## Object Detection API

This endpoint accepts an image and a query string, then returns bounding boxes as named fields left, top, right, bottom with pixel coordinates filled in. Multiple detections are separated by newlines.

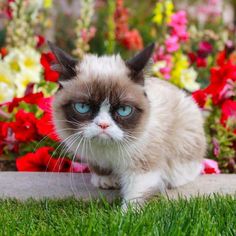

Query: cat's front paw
left=91, top=174, right=120, bottom=189
left=121, top=199, right=144, bottom=213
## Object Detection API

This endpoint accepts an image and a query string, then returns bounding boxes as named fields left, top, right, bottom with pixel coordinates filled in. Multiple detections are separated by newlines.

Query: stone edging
left=0, top=173, right=235, bottom=200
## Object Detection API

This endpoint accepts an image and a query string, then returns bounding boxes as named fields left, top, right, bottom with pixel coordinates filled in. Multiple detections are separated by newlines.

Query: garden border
left=0, top=173, right=235, bottom=200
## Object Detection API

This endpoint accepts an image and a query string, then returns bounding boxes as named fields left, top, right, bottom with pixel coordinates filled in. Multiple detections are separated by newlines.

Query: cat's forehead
left=66, top=78, right=142, bottom=106
left=76, top=54, right=129, bottom=81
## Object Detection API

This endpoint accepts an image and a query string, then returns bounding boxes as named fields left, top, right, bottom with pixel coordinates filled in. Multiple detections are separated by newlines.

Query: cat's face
left=50, top=42, right=154, bottom=147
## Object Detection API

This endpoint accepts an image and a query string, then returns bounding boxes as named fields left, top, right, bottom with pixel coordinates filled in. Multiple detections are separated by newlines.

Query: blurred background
left=0, top=0, right=235, bottom=174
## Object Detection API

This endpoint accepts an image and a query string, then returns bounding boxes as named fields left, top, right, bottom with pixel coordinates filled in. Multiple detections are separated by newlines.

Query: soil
left=0, top=157, right=16, bottom=171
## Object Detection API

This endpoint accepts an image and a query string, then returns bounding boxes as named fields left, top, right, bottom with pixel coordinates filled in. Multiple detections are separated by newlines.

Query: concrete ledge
left=0, top=172, right=235, bottom=201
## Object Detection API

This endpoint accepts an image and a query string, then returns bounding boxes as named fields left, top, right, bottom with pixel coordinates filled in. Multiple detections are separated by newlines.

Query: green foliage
left=0, top=29, right=6, bottom=48
left=205, top=107, right=236, bottom=173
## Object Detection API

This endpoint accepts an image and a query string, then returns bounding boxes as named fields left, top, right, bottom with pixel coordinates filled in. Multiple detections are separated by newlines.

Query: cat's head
left=50, top=42, right=154, bottom=147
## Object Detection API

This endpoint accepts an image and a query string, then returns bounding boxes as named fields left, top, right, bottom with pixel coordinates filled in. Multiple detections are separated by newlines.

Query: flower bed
left=0, top=0, right=235, bottom=173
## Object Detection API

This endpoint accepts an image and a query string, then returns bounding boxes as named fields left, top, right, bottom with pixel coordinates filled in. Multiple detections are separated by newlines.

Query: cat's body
left=50, top=42, right=206, bottom=209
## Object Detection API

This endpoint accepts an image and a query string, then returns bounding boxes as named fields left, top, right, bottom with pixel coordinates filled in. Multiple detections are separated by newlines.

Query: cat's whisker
left=45, top=134, right=80, bottom=188
left=56, top=134, right=81, bottom=174
left=34, top=127, right=79, bottom=152
left=73, top=137, right=91, bottom=196
left=45, top=133, right=79, bottom=174
left=53, top=119, right=81, bottom=126
left=69, top=136, right=85, bottom=197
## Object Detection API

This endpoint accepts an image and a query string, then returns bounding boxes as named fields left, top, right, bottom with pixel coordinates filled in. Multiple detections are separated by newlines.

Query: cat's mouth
left=98, top=132, right=112, bottom=139
left=91, top=131, right=113, bottom=141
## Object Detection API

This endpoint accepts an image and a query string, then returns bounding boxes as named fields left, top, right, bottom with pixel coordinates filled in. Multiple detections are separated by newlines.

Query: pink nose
left=98, top=123, right=110, bottom=129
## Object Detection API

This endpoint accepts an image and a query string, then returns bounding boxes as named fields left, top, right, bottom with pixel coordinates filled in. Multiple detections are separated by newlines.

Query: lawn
left=0, top=196, right=235, bottom=236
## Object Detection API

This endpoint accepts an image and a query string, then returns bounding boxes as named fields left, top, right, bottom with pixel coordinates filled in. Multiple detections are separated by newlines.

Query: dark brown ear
left=47, top=41, right=78, bottom=81
left=126, top=43, right=155, bottom=85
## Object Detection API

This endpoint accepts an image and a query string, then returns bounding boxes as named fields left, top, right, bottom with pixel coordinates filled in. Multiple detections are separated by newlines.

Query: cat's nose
left=97, top=122, right=110, bottom=129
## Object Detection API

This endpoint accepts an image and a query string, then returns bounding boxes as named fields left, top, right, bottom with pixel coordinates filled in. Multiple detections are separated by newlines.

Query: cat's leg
left=91, top=173, right=120, bottom=189
left=121, top=170, right=165, bottom=210
left=89, top=164, right=120, bottom=190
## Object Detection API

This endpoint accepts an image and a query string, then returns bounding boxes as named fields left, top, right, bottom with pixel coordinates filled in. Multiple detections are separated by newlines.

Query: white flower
left=0, top=82, right=15, bottom=103
left=4, top=48, right=22, bottom=73
left=5, top=47, right=42, bottom=75
left=152, top=61, right=167, bottom=73
left=180, top=67, right=200, bottom=92
left=0, top=61, right=15, bottom=102
left=15, top=68, right=41, bottom=97
left=19, top=46, right=42, bottom=74
left=3, top=46, right=42, bottom=97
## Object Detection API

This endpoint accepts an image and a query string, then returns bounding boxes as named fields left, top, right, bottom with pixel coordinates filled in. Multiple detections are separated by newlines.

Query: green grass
left=0, top=196, right=235, bottom=236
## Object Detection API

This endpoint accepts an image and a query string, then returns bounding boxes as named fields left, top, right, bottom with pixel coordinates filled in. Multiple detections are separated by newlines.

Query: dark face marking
left=59, top=79, right=149, bottom=134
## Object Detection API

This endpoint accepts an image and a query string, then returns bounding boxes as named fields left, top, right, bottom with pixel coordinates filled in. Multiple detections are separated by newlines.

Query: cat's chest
left=82, top=143, right=122, bottom=169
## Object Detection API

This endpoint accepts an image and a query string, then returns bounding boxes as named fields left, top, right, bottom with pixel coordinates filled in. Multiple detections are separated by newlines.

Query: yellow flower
left=170, top=52, right=189, bottom=88
left=180, top=67, right=200, bottom=92
left=153, top=0, right=174, bottom=25
left=44, top=0, right=52, bottom=8
left=153, top=2, right=163, bottom=25
left=165, top=0, right=174, bottom=23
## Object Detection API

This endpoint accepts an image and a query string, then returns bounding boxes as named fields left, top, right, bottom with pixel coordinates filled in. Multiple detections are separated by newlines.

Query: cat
left=49, top=41, right=207, bottom=210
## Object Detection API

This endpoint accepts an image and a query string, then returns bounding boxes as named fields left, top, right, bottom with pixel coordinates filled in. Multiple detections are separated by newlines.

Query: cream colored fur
left=53, top=54, right=206, bottom=210
left=88, top=77, right=206, bottom=209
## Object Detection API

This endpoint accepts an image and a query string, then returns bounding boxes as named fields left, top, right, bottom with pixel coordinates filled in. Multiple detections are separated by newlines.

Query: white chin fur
left=82, top=101, right=124, bottom=142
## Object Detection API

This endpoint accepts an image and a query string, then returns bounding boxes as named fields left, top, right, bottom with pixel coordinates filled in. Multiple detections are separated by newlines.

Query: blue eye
left=74, top=103, right=91, bottom=114
left=117, top=105, right=133, bottom=117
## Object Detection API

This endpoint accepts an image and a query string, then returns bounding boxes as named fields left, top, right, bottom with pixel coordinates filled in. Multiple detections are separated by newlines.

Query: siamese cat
left=49, top=42, right=206, bottom=209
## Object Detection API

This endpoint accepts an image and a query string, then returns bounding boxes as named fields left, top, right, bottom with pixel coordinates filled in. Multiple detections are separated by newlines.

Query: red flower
left=121, top=30, right=143, bottom=51
left=0, top=121, right=19, bottom=154
left=0, top=48, right=7, bottom=58
left=36, top=35, right=45, bottom=48
left=201, top=158, right=220, bottom=174
left=114, top=0, right=143, bottom=51
left=217, top=50, right=226, bottom=66
left=37, top=112, right=60, bottom=142
left=204, top=61, right=236, bottom=104
left=4, top=92, right=44, bottom=112
left=188, top=52, right=197, bottom=64
left=40, top=52, right=59, bottom=82
left=196, top=57, right=207, bottom=68
left=44, top=69, right=60, bottom=82
left=0, top=122, right=6, bottom=155
left=37, top=96, right=52, bottom=113
left=6, top=0, right=15, bottom=19
left=9, top=110, right=38, bottom=142
left=16, top=147, right=73, bottom=172
left=197, top=41, right=212, bottom=58
left=220, top=99, right=236, bottom=130
left=192, top=90, right=207, bottom=108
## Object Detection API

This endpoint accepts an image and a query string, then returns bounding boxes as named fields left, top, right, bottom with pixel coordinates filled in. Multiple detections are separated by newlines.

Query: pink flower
left=197, top=41, right=213, bottom=58
left=201, top=158, right=220, bottom=174
left=71, top=162, right=90, bottom=173
left=160, top=67, right=171, bottom=79
left=165, top=36, right=179, bottom=53
left=212, top=138, right=220, bottom=157
left=168, top=11, right=189, bottom=41
left=169, top=11, right=187, bottom=27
